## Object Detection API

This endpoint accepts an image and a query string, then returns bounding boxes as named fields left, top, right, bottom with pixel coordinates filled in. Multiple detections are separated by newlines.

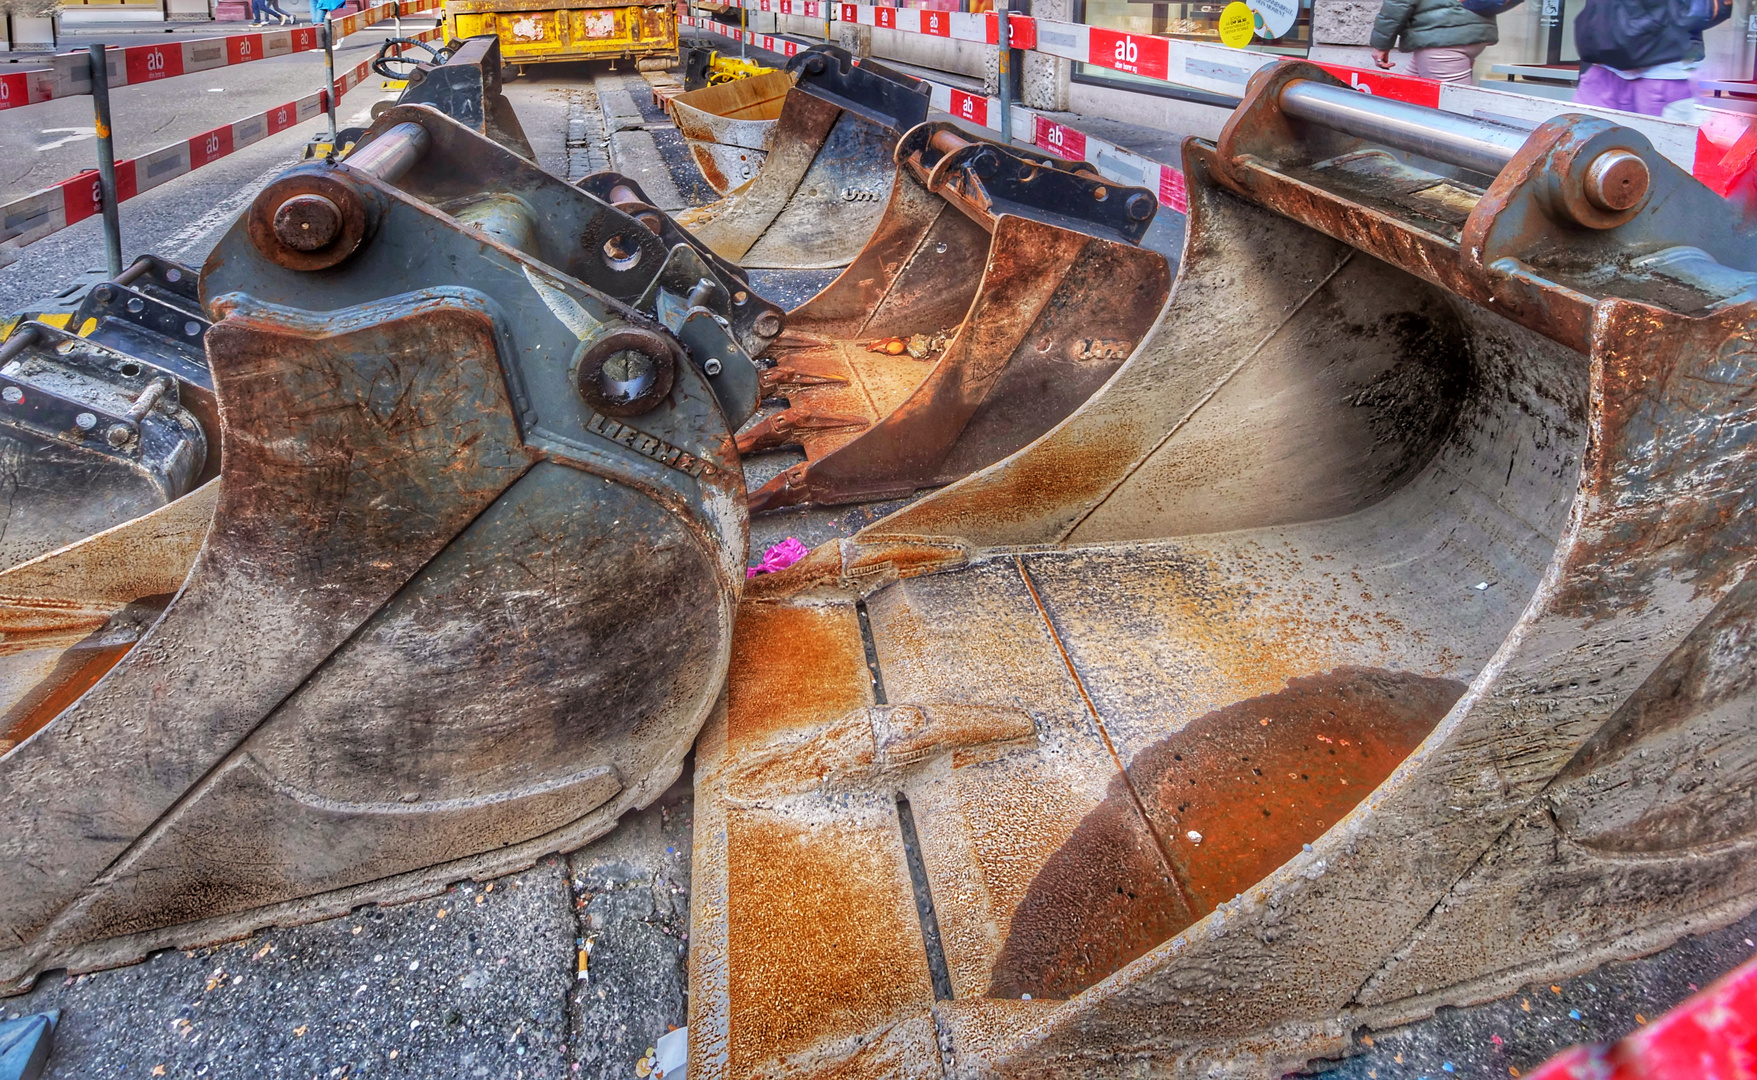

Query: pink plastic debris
left=747, top=537, right=810, bottom=578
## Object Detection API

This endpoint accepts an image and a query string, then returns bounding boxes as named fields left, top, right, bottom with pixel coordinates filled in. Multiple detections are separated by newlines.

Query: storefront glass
left=1075, top=0, right=1312, bottom=91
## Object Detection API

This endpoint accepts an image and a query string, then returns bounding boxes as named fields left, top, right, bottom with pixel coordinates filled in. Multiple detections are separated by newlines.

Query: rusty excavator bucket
left=691, top=60, right=1757, bottom=1079
left=669, top=68, right=796, bottom=196
left=0, top=99, right=762, bottom=990
left=676, top=45, right=931, bottom=270
left=742, top=120, right=1171, bottom=513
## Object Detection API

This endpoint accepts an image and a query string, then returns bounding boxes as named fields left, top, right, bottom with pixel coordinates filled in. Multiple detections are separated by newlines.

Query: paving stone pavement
left=5, top=774, right=693, bottom=1080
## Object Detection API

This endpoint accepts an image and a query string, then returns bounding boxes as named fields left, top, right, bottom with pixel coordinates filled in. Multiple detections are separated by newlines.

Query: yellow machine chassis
left=444, top=0, right=678, bottom=65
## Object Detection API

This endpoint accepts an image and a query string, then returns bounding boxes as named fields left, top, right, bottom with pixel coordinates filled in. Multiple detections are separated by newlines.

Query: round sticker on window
left=1250, top=0, right=1299, bottom=37
left=1217, top=1, right=1256, bottom=46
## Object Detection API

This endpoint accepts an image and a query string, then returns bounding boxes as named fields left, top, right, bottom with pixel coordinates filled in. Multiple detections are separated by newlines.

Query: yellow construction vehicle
left=443, top=0, right=678, bottom=72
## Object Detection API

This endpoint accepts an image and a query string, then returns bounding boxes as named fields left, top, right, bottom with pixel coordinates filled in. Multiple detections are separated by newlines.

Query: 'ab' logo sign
left=1088, top=28, right=1167, bottom=80
left=949, top=88, right=987, bottom=126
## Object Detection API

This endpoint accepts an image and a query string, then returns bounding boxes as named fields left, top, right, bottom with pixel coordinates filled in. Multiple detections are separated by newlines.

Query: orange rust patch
left=726, top=600, right=872, bottom=750
left=988, top=666, right=1464, bottom=1000
left=1, top=641, right=134, bottom=753
left=725, top=810, right=934, bottom=1068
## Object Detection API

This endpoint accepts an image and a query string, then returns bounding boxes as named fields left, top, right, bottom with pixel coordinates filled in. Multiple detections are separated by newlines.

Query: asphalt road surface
left=1, top=35, right=1755, bottom=1080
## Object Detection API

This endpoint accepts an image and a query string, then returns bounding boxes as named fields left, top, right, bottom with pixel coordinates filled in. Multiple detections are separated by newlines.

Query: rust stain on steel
left=0, top=639, right=140, bottom=754
left=723, top=811, right=935, bottom=1070
left=670, top=71, right=792, bottom=196
left=1547, top=302, right=1757, bottom=624
left=0, top=297, right=534, bottom=952
left=989, top=666, right=1464, bottom=1001
left=726, top=599, right=873, bottom=749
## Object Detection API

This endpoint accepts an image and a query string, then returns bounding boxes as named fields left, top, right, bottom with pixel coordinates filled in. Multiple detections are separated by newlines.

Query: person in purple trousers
left=1573, top=0, right=1732, bottom=115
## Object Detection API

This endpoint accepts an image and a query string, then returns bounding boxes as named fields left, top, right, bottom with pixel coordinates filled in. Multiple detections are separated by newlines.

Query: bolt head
left=703, top=357, right=723, bottom=376
left=752, top=311, right=782, bottom=338
left=1126, top=192, right=1155, bottom=221
left=272, top=194, right=344, bottom=252
left=105, top=423, right=133, bottom=447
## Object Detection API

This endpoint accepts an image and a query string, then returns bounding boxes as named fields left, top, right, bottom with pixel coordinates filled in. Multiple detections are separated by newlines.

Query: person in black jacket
left=1574, top=0, right=1731, bottom=115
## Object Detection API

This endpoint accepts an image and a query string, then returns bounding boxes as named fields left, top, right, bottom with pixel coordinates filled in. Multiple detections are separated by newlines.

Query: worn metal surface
left=676, top=46, right=930, bottom=270
left=743, top=126, right=1170, bottom=514
left=669, top=70, right=794, bottom=196
left=691, top=60, right=1757, bottom=1079
left=0, top=102, right=749, bottom=991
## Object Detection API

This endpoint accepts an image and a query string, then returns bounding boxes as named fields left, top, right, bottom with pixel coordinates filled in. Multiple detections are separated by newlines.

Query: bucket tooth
left=741, top=121, right=1172, bottom=514
left=1, top=103, right=751, bottom=989
left=694, top=60, right=1757, bottom=1078
left=758, top=363, right=849, bottom=396
left=735, top=405, right=871, bottom=456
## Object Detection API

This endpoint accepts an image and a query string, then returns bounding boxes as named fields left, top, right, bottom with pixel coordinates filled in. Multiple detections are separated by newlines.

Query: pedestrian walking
left=1573, top=0, right=1732, bottom=115
left=1369, top=0, right=1510, bottom=85
left=307, top=0, right=345, bottom=26
left=250, top=0, right=292, bottom=24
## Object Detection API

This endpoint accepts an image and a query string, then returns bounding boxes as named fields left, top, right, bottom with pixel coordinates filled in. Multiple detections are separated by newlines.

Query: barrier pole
left=996, top=6, right=1011, bottom=146
left=88, top=44, right=123, bottom=278
left=740, top=1, right=746, bottom=57
left=322, top=21, right=339, bottom=147
left=824, top=0, right=831, bottom=43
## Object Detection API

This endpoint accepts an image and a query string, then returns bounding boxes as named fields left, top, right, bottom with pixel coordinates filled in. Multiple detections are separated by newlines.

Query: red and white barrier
left=681, top=15, right=1189, bottom=213
left=0, top=26, right=441, bottom=252
left=0, top=0, right=440, bottom=113
left=688, top=2, right=1756, bottom=191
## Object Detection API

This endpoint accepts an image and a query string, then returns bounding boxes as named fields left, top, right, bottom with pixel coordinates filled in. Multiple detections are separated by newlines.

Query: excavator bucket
left=691, top=61, right=1757, bottom=1079
left=742, top=120, right=1171, bottom=513
left=675, top=45, right=931, bottom=270
left=669, top=68, right=796, bottom=196
left=0, top=101, right=761, bottom=990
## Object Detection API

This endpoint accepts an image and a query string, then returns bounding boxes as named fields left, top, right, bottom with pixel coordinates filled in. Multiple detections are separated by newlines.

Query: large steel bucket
left=669, top=68, right=795, bottom=195
left=741, top=121, right=1170, bottom=514
left=0, top=106, right=759, bottom=993
left=688, top=61, right=1757, bottom=1079
left=675, top=45, right=930, bottom=270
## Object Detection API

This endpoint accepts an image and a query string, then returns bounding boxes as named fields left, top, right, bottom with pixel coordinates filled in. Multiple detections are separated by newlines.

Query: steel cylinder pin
left=341, top=121, right=431, bottom=183
left=126, top=377, right=172, bottom=423
left=272, top=195, right=344, bottom=252
left=1584, top=149, right=1650, bottom=213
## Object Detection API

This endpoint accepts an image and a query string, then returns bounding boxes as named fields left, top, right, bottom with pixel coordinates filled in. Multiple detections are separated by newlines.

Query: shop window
left=1073, top=0, right=1311, bottom=93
